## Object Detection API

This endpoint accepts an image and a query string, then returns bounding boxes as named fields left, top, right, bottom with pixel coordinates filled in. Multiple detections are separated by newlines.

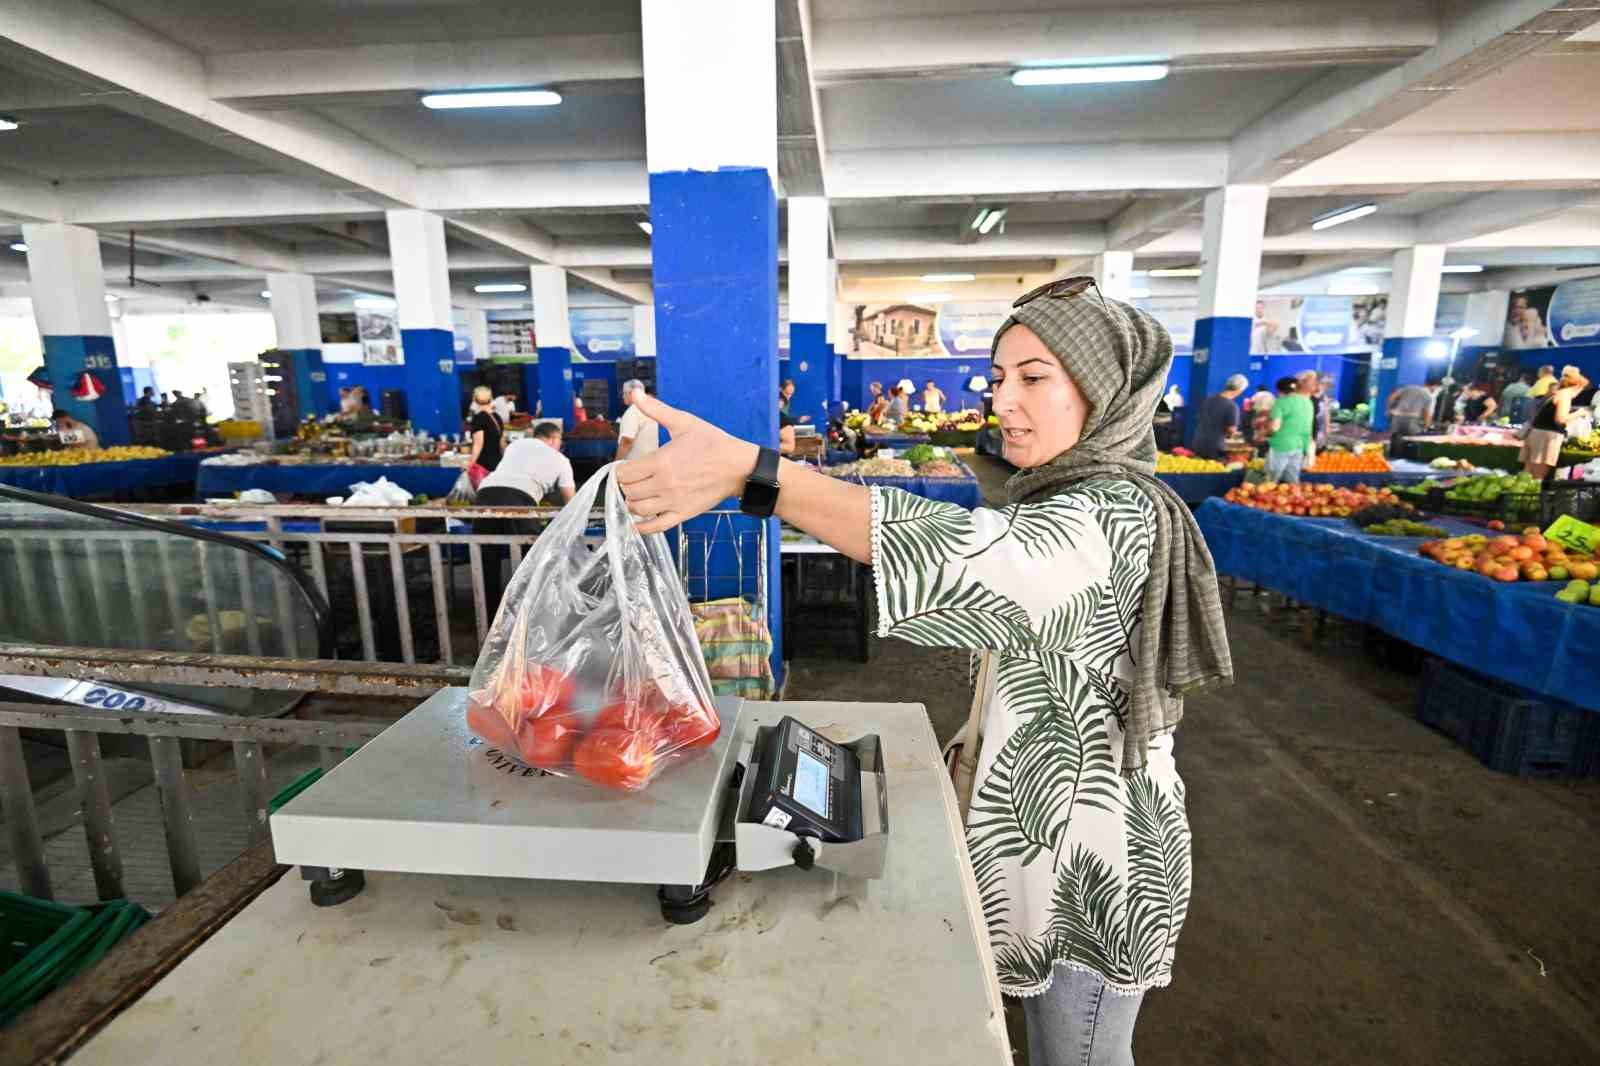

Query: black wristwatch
left=740, top=446, right=781, bottom=518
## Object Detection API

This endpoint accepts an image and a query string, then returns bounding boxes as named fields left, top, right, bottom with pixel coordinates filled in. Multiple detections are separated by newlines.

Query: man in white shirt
left=490, top=392, right=516, bottom=423
left=616, top=379, right=659, bottom=460
left=477, top=421, right=575, bottom=504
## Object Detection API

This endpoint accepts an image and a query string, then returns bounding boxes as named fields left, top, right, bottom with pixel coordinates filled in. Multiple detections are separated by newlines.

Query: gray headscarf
left=996, top=290, right=1233, bottom=773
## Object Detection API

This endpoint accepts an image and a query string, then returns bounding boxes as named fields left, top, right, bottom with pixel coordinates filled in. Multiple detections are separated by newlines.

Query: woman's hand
left=613, top=393, right=758, bottom=534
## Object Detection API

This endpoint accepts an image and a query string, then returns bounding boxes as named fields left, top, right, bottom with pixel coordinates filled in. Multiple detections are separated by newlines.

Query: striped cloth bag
left=690, top=597, right=775, bottom=700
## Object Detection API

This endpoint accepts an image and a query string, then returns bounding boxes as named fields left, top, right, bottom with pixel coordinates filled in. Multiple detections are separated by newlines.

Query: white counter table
left=71, top=698, right=1008, bottom=1066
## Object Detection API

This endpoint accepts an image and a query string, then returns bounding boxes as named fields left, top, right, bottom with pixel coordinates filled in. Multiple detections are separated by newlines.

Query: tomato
left=467, top=691, right=518, bottom=751
left=515, top=709, right=583, bottom=768
left=662, top=703, right=720, bottom=750
left=493, top=663, right=577, bottom=722
left=591, top=701, right=667, bottom=742
left=573, top=728, right=657, bottom=791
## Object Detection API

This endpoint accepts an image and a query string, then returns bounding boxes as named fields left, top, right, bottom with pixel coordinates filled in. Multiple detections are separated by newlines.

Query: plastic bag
left=465, top=463, right=720, bottom=791
left=342, top=477, right=413, bottom=507
left=447, top=470, right=477, bottom=505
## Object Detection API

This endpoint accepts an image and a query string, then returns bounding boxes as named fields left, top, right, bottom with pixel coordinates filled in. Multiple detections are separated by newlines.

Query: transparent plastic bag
left=465, top=463, right=720, bottom=791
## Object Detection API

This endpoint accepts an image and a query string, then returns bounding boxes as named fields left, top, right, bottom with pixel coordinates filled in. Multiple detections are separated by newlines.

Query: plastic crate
left=1416, top=659, right=1599, bottom=777
left=0, top=898, right=150, bottom=1026
left=1541, top=480, right=1600, bottom=526
left=1434, top=491, right=1543, bottom=524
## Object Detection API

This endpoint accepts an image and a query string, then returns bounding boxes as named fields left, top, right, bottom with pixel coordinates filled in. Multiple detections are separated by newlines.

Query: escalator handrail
left=0, top=483, right=334, bottom=660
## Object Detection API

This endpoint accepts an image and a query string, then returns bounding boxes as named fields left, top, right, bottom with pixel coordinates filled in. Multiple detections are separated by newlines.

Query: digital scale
left=270, top=689, right=889, bottom=923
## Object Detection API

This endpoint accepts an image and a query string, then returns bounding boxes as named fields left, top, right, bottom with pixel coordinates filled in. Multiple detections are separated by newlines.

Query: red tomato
left=494, top=663, right=577, bottom=721
left=573, top=728, right=657, bottom=791
left=466, top=692, right=518, bottom=751
left=514, top=709, right=583, bottom=768
left=591, top=700, right=667, bottom=742
left=662, top=703, right=720, bottom=750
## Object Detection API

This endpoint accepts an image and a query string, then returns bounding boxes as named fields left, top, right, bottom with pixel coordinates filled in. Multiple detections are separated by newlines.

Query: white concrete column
left=529, top=265, right=572, bottom=348
left=266, top=272, right=321, bottom=350
left=787, top=197, right=831, bottom=326
left=1385, top=245, right=1446, bottom=340
left=20, top=223, right=111, bottom=337
left=1092, top=251, right=1134, bottom=303
left=462, top=308, right=490, bottom=362
left=633, top=305, right=657, bottom=357
left=1196, top=185, right=1270, bottom=320
left=384, top=209, right=453, bottom=332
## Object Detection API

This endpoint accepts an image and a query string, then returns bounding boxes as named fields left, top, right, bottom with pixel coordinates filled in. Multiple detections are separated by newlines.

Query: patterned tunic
left=868, top=479, right=1191, bottom=997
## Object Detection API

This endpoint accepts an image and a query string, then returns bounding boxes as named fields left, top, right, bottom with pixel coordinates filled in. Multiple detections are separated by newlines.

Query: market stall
left=196, top=460, right=463, bottom=500
left=823, top=451, right=983, bottom=510
left=1196, top=498, right=1600, bottom=712
left=0, top=449, right=218, bottom=498
left=1400, top=432, right=1597, bottom=473
left=1158, top=470, right=1245, bottom=504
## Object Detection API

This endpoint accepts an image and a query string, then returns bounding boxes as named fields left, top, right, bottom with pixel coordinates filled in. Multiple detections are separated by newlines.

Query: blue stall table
left=864, top=431, right=931, bottom=448
left=0, top=454, right=202, bottom=498
left=1195, top=498, right=1600, bottom=712
left=196, top=462, right=463, bottom=500
left=1157, top=470, right=1244, bottom=505
left=1300, top=470, right=1396, bottom=488
left=563, top=438, right=618, bottom=462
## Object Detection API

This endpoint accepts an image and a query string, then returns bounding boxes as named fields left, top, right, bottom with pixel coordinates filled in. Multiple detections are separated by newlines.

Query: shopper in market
left=1521, top=365, right=1591, bottom=479
left=465, top=385, right=504, bottom=487
left=1458, top=381, right=1497, bottom=423
left=1191, top=373, right=1248, bottom=460
left=616, top=277, right=1231, bottom=1066
left=1500, top=370, right=1535, bottom=423
left=1528, top=364, right=1558, bottom=399
left=616, top=379, right=659, bottom=461
left=571, top=393, right=587, bottom=424
left=866, top=382, right=889, bottom=425
left=1265, top=376, right=1313, bottom=483
left=1386, top=380, right=1438, bottom=448
left=1245, top=381, right=1275, bottom=446
left=476, top=421, right=575, bottom=620
left=884, top=384, right=910, bottom=423
left=52, top=409, right=99, bottom=450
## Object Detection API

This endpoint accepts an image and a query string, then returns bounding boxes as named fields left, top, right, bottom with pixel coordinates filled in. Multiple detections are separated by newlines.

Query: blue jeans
left=1023, top=966, right=1145, bottom=1066
left=1265, top=448, right=1304, bottom=484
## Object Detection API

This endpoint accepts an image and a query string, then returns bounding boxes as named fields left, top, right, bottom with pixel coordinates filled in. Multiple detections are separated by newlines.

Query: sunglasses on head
left=1013, top=274, right=1112, bottom=314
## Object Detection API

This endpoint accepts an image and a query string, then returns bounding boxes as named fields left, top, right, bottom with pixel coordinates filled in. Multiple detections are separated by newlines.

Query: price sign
left=83, top=354, right=116, bottom=370
left=1546, top=514, right=1600, bottom=554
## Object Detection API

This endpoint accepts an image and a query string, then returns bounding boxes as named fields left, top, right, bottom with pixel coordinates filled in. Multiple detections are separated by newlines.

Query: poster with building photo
left=356, top=307, right=401, bottom=365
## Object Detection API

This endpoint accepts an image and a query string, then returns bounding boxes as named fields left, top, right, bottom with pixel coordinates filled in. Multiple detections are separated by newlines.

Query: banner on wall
left=568, top=307, right=636, bottom=363
left=1433, top=292, right=1468, bottom=338
left=356, top=307, right=401, bottom=365
left=1506, top=278, right=1600, bottom=349
left=1251, top=295, right=1386, bottom=354
left=847, top=296, right=1197, bottom=360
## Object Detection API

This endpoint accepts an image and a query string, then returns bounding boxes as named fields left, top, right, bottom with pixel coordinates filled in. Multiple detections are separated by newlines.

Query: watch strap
left=740, top=446, right=781, bottom=518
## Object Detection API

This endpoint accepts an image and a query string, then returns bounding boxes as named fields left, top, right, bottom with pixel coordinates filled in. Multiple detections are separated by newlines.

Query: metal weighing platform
left=69, top=693, right=1010, bottom=1065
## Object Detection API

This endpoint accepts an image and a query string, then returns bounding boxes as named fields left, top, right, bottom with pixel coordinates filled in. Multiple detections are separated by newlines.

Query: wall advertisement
left=843, top=297, right=1195, bottom=360
left=1251, top=295, right=1387, bottom=355
left=356, top=307, right=401, bottom=365
left=568, top=307, right=636, bottom=362
left=1506, top=278, right=1600, bottom=349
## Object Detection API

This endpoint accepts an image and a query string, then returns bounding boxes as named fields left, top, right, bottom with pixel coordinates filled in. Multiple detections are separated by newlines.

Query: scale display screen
left=792, top=749, right=830, bottom=817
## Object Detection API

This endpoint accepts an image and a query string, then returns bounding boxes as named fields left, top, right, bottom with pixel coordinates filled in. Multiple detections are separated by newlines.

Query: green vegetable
left=902, top=444, right=938, bottom=467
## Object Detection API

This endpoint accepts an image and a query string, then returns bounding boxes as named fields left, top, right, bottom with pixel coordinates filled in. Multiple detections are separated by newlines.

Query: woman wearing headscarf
left=616, top=278, right=1232, bottom=1066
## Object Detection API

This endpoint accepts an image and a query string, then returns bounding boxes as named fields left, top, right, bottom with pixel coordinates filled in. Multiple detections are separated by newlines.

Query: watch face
left=742, top=477, right=780, bottom=517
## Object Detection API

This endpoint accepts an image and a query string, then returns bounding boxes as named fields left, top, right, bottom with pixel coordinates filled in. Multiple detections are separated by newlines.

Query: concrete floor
left=783, top=453, right=1600, bottom=1066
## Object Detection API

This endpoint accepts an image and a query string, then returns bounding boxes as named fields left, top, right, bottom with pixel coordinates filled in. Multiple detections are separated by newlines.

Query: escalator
left=0, top=484, right=332, bottom=717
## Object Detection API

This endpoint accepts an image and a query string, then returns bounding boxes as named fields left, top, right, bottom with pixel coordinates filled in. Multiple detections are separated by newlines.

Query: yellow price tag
left=1545, top=514, right=1600, bottom=554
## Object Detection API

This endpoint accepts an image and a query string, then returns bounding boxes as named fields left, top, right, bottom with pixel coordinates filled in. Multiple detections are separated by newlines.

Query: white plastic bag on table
left=465, top=462, right=720, bottom=791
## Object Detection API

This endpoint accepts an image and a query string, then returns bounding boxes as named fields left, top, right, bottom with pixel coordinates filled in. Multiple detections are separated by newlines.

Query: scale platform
left=270, top=688, right=744, bottom=887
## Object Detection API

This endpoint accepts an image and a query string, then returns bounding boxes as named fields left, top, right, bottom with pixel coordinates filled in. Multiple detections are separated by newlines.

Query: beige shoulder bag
left=945, top=650, right=997, bottom=822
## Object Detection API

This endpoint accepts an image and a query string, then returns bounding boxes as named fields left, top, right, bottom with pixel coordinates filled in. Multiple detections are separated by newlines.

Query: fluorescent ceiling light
left=0, top=116, right=16, bottom=132
left=1012, top=64, right=1168, bottom=86
left=919, top=293, right=954, bottom=303
left=1442, top=264, right=1484, bottom=274
left=8, top=242, right=26, bottom=253
left=420, top=89, right=561, bottom=109
left=1327, top=280, right=1379, bottom=297
left=353, top=296, right=397, bottom=310
left=1310, top=202, right=1378, bottom=231
left=1147, top=267, right=1201, bottom=278
left=978, top=208, right=1006, bottom=235
left=638, top=221, right=653, bottom=236
left=920, top=272, right=975, bottom=283
left=474, top=283, right=528, bottom=294
left=1337, top=266, right=1391, bottom=275
left=969, top=209, right=990, bottom=231
left=260, top=290, right=271, bottom=299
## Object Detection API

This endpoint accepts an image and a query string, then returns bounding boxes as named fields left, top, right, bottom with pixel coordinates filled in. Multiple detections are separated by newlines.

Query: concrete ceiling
left=1, top=0, right=1598, bottom=313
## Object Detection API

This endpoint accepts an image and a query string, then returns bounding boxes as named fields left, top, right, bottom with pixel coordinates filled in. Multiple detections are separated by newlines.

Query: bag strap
left=948, top=650, right=997, bottom=822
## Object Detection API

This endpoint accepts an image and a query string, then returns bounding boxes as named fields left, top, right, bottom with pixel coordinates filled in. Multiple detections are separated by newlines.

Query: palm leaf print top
left=869, top=479, right=1191, bottom=997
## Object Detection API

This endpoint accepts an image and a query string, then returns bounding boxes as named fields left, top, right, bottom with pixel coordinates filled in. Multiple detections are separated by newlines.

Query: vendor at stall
left=921, top=379, right=946, bottom=414
left=866, top=382, right=889, bottom=425
left=476, top=421, right=576, bottom=619
left=616, top=379, right=659, bottom=461
left=339, top=386, right=376, bottom=431
left=52, top=409, right=99, bottom=450
left=1192, top=373, right=1248, bottom=459
left=615, top=276, right=1231, bottom=1065
left=1386, top=381, right=1438, bottom=446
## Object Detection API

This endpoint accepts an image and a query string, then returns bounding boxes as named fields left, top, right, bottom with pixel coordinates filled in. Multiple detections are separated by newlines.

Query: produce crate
left=1416, top=659, right=1598, bottom=777
left=0, top=895, right=150, bottom=1025
left=1541, top=480, right=1600, bottom=526
left=1434, top=491, right=1542, bottom=524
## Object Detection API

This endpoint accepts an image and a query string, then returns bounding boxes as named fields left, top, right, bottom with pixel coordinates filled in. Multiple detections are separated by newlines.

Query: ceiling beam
left=59, top=175, right=382, bottom=229
left=114, top=228, right=301, bottom=275
left=0, top=0, right=419, bottom=207
left=810, top=1, right=1435, bottom=84
left=1416, top=189, right=1600, bottom=245
left=0, top=166, right=63, bottom=222
left=1258, top=253, right=1382, bottom=288
left=418, top=161, right=649, bottom=214
left=447, top=217, right=652, bottom=305
left=836, top=224, right=1105, bottom=263
left=826, top=142, right=1228, bottom=201
left=1229, top=0, right=1600, bottom=184
left=776, top=0, right=826, bottom=197
left=207, top=33, right=642, bottom=108
left=1105, top=196, right=1204, bottom=252
left=1275, top=133, right=1600, bottom=191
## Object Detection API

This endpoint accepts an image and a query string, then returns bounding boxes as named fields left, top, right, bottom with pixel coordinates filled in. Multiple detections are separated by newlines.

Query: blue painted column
left=1371, top=245, right=1445, bottom=431
left=1187, top=185, right=1268, bottom=444
left=385, top=209, right=461, bottom=436
left=644, top=0, right=781, bottom=684
left=22, top=223, right=130, bottom=445
left=531, top=265, right=576, bottom=426
left=267, top=272, right=330, bottom=420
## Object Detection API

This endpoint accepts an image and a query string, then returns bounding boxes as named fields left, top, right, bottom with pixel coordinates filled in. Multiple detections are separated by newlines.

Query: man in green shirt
left=1500, top=370, right=1534, bottom=423
left=1265, top=376, right=1313, bottom=483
